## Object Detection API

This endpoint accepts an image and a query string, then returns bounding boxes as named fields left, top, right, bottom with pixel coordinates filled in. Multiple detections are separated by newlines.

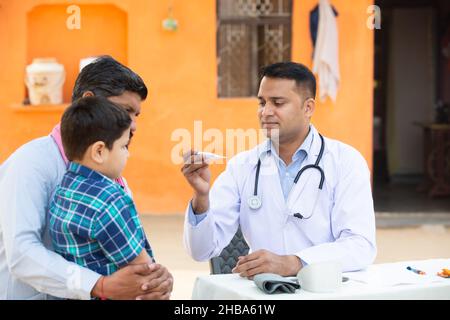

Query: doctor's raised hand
left=181, top=150, right=211, bottom=214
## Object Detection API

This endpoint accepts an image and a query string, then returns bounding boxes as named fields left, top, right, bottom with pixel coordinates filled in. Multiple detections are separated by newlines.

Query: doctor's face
left=257, top=77, right=314, bottom=144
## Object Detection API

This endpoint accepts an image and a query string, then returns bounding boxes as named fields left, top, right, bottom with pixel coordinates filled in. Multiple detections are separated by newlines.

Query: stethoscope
left=247, top=134, right=325, bottom=219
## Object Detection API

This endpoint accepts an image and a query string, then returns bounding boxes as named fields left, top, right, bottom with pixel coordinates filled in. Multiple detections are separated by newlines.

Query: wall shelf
left=27, top=4, right=128, bottom=102
left=10, top=103, right=68, bottom=113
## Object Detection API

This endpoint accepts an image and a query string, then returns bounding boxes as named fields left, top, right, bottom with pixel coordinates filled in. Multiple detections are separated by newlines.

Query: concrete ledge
left=376, top=212, right=450, bottom=228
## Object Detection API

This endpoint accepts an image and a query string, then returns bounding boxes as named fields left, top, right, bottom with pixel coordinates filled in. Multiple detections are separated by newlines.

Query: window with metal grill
left=217, top=0, right=293, bottom=98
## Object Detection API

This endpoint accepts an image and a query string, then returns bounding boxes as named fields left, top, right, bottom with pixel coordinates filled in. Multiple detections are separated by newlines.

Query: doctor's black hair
left=72, top=55, right=148, bottom=102
left=61, top=96, right=131, bottom=161
left=259, top=62, right=316, bottom=99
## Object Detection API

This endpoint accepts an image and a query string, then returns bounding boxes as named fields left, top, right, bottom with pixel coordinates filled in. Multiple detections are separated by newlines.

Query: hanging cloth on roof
left=310, top=2, right=338, bottom=52
left=311, top=0, right=340, bottom=103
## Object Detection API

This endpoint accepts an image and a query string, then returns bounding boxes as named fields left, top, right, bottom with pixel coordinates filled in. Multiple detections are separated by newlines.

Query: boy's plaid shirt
left=49, top=162, right=153, bottom=275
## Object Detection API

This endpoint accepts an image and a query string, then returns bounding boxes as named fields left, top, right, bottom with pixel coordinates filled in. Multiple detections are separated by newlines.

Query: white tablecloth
left=192, top=258, right=450, bottom=300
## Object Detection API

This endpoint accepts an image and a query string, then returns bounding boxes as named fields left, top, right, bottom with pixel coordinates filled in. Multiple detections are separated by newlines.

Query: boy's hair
left=72, top=55, right=148, bottom=102
left=259, top=62, right=316, bottom=99
left=61, top=96, right=132, bottom=161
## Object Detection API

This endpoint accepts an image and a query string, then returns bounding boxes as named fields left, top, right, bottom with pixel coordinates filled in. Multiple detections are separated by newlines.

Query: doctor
left=182, top=62, right=376, bottom=277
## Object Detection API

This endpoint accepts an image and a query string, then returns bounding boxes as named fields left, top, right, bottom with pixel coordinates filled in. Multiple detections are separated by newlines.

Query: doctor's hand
left=181, top=150, right=211, bottom=213
left=232, top=249, right=303, bottom=279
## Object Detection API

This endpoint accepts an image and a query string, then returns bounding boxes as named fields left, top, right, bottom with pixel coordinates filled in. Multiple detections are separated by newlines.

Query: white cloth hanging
left=312, top=0, right=340, bottom=102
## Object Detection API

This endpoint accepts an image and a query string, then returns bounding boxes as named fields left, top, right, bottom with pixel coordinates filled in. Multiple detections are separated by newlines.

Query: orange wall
left=27, top=4, right=128, bottom=102
left=0, top=0, right=374, bottom=214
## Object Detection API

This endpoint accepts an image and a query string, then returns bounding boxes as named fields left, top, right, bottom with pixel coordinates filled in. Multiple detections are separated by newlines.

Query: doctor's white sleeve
left=296, top=150, right=377, bottom=272
left=183, top=159, right=241, bottom=261
left=187, top=202, right=207, bottom=226
left=0, top=156, right=101, bottom=300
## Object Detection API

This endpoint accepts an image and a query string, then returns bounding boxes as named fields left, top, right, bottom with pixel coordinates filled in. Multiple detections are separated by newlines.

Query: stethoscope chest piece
left=247, top=195, right=262, bottom=210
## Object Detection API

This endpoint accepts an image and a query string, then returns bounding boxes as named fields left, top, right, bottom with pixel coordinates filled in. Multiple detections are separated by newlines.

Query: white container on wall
left=25, top=58, right=65, bottom=105
left=79, top=56, right=98, bottom=72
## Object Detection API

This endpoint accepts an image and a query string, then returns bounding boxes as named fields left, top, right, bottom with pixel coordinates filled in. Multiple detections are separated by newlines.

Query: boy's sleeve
left=94, top=194, right=147, bottom=268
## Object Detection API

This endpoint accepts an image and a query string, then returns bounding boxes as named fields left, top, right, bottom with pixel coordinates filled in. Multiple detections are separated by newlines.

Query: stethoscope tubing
left=254, top=133, right=325, bottom=195
left=250, top=134, right=325, bottom=218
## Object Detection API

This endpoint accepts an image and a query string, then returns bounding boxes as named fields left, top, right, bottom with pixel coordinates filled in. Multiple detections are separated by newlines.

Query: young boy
left=49, top=96, right=153, bottom=280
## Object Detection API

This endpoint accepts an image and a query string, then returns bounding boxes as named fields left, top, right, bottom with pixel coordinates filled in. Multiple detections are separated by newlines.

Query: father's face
left=107, top=91, right=142, bottom=137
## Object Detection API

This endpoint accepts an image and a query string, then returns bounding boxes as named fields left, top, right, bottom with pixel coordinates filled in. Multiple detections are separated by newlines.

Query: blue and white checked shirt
left=49, top=162, right=153, bottom=276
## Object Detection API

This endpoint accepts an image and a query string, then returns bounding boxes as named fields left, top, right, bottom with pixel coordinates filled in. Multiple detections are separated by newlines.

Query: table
left=192, top=259, right=450, bottom=300
left=415, top=123, right=450, bottom=197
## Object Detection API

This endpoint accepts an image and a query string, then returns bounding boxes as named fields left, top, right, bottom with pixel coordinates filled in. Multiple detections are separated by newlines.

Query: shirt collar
left=68, top=162, right=115, bottom=185
left=258, top=125, right=314, bottom=162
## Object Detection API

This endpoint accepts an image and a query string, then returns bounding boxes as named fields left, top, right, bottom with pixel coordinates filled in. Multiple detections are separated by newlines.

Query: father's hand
left=232, top=249, right=302, bottom=279
left=136, top=264, right=173, bottom=300
left=91, top=263, right=173, bottom=300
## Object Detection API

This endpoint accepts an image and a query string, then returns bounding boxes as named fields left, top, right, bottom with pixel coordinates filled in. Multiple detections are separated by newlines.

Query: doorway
left=373, top=0, right=450, bottom=213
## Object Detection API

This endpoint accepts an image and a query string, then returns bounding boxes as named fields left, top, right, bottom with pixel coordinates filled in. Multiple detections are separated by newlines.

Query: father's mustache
left=128, top=131, right=134, bottom=147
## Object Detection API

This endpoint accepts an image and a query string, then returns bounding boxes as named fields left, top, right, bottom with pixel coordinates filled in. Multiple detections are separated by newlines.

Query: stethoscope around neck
left=247, top=134, right=325, bottom=219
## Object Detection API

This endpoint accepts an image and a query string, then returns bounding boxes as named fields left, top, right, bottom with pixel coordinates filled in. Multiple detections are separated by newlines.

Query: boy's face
left=102, top=127, right=131, bottom=180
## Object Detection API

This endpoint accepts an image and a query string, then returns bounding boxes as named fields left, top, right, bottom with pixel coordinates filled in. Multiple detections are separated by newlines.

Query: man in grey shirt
left=0, top=56, right=173, bottom=300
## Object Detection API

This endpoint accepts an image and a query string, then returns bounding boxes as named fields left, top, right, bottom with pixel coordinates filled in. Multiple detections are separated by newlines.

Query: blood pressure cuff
left=253, top=273, right=300, bottom=294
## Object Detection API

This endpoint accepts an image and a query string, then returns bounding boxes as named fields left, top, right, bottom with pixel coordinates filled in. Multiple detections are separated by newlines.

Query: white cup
left=297, top=260, right=342, bottom=293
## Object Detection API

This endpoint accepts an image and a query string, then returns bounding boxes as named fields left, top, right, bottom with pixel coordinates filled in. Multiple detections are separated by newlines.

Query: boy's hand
left=92, top=263, right=173, bottom=300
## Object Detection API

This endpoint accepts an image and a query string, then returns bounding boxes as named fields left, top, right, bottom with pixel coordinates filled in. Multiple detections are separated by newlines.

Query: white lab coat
left=184, top=125, right=376, bottom=272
